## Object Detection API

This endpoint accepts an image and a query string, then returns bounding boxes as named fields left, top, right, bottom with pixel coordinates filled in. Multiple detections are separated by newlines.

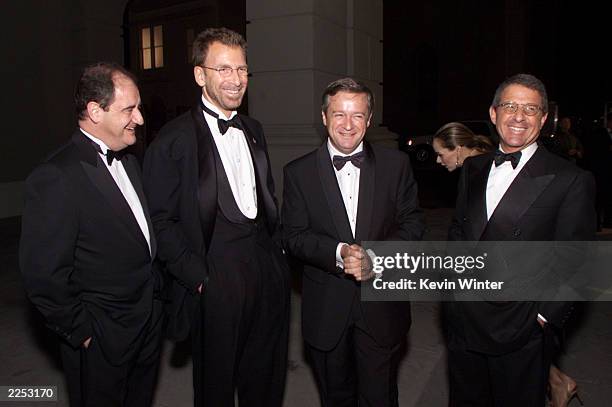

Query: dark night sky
left=383, top=1, right=612, bottom=136
left=549, top=2, right=611, bottom=119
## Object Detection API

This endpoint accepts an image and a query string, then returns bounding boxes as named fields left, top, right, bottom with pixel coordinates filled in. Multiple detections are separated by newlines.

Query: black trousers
left=60, top=300, right=163, bottom=407
left=447, top=325, right=551, bottom=407
left=306, top=299, right=402, bottom=407
left=191, top=247, right=290, bottom=407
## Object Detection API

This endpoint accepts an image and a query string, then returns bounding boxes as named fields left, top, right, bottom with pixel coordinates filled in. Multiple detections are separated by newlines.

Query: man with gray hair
left=446, top=73, right=595, bottom=405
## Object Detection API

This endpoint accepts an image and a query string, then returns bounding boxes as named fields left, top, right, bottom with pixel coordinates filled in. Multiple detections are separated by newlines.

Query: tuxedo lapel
left=73, top=132, right=150, bottom=253
left=467, top=154, right=492, bottom=240
left=238, top=115, right=278, bottom=224
left=316, top=145, right=354, bottom=243
left=123, top=155, right=156, bottom=258
left=355, top=143, right=375, bottom=242
left=191, top=105, right=218, bottom=247
left=487, top=148, right=555, bottom=235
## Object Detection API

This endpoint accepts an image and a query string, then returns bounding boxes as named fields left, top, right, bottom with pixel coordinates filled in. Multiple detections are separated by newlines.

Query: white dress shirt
left=80, top=129, right=151, bottom=253
left=201, top=96, right=257, bottom=219
left=486, top=143, right=538, bottom=220
left=329, top=140, right=363, bottom=267
left=485, top=142, right=546, bottom=322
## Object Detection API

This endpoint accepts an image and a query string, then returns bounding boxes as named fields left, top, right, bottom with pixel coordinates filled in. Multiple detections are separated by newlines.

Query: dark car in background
left=400, top=120, right=499, bottom=170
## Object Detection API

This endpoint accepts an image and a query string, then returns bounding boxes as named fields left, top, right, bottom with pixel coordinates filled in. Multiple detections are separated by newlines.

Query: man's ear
left=489, top=106, right=497, bottom=125
left=539, top=112, right=548, bottom=129
left=367, top=113, right=372, bottom=128
left=321, top=110, right=327, bottom=126
left=87, top=101, right=102, bottom=124
left=194, top=66, right=206, bottom=87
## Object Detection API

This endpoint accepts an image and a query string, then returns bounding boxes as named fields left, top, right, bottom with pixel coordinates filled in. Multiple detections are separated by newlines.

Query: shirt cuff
left=537, top=313, right=548, bottom=323
left=336, top=243, right=346, bottom=269
left=365, top=248, right=382, bottom=278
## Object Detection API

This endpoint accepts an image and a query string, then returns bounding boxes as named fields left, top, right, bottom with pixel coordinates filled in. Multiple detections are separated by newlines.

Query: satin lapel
left=355, top=142, right=375, bottom=243
left=191, top=105, right=217, bottom=248
left=123, top=155, right=156, bottom=257
left=238, top=115, right=278, bottom=224
left=316, top=145, right=354, bottom=243
left=73, top=132, right=148, bottom=251
left=488, top=148, right=555, bottom=232
left=467, top=154, right=493, bottom=240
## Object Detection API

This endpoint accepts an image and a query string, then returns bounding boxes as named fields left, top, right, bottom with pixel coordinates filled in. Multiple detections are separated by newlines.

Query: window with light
left=141, top=25, right=164, bottom=69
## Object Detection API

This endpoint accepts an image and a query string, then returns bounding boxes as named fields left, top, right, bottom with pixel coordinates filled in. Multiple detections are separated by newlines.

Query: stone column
left=246, top=0, right=395, bottom=198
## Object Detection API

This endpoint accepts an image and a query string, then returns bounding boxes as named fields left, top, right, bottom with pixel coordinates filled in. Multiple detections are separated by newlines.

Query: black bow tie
left=88, top=139, right=126, bottom=165
left=333, top=151, right=365, bottom=170
left=201, top=102, right=242, bottom=135
left=494, top=150, right=522, bottom=169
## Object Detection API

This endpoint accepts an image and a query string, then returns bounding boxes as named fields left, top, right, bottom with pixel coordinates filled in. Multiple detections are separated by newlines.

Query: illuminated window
left=141, top=25, right=164, bottom=70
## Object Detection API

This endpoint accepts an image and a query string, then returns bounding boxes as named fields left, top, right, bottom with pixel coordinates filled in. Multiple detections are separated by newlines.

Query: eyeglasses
left=202, top=66, right=248, bottom=77
left=497, top=102, right=544, bottom=116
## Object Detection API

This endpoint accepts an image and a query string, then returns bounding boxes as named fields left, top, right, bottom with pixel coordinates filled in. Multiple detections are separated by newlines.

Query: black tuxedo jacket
left=446, top=146, right=596, bottom=355
left=282, top=142, right=424, bottom=350
left=143, top=104, right=283, bottom=341
left=20, top=130, right=159, bottom=365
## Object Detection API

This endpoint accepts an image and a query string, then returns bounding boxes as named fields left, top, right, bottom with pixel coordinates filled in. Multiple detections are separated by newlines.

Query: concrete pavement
left=2, top=210, right=612, bottom=406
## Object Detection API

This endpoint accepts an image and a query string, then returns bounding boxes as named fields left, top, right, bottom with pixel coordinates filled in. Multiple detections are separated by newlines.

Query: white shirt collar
left=201, top=95, right=237, bottom=121
left=80, top=128, right=111, bottom=154
left=327, top=139, right=364, bottom=160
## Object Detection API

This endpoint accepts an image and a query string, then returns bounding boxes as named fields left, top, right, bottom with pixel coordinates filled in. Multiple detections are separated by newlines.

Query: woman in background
left=432, top=122, right=493, bottom=171
left=432, top=122, right=582, bottom=407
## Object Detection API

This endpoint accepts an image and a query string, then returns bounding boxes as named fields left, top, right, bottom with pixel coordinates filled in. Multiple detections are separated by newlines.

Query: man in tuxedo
left=446, top=73, right=596, bottom=406
left=282, top=78, right=424, bottom=406
left=143, top=27, right=289, bottom=407
left=20, top=62, right=162, bottom=407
